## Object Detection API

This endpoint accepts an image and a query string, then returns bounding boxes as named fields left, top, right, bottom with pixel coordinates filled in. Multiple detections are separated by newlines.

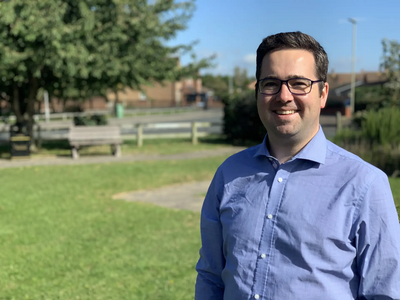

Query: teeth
left=276, top=110, right=295, bottom=115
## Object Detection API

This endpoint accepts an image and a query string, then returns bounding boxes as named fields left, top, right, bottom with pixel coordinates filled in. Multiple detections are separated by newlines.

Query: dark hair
left=255, top=31, right=328, bottom=98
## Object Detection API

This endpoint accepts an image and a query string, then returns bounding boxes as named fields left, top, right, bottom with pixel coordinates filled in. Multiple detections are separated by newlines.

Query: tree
left=381, top=38, right=400, bottom=106
left=355, top=84, right=392, bottom=111
left=233, top=66, right=249, bottom=92
left=201, top=74, right=229, bottom=100
left=0, top=0, right=210, bottom=138
left=201, top=67, right=253, bottom=102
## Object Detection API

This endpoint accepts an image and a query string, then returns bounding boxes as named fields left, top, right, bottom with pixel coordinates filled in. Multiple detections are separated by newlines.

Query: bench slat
left=68, top=126, right=122, bottom=159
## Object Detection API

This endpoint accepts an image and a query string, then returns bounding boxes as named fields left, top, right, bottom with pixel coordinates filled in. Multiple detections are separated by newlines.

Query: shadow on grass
left=0, top=140, right=71, bottom=159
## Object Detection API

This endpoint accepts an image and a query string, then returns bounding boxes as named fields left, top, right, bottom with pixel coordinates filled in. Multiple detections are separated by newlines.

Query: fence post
left=137, top=124, right=143, bottom=147
left=37, top=124, right=42, bottom=149
left=191, top=122, right=198, bottom=145
left=336, top=111, right=342, bottom=133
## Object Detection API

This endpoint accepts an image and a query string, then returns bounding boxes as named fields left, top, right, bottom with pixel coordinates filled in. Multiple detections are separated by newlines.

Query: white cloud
left=244, top=53, right=256, bottom=64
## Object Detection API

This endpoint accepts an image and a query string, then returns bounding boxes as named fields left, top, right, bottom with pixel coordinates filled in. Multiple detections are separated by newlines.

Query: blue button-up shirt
left=195, top=129, right=400, bottom=300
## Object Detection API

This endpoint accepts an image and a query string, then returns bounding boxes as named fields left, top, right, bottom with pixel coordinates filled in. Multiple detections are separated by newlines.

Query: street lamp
left=348, top=18, right=357, bottom=116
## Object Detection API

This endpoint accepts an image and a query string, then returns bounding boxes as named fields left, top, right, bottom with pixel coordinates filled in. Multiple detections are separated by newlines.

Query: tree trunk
left=27, top=77, right=39, bottom=149
left=12, top=82, right=23, bottom=123
left=11, top=78, right=39, bottom=140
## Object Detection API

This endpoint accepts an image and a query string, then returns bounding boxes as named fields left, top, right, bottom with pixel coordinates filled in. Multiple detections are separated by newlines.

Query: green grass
left=0, top=156, right=226, bottom=299
left=389, top=178, right=400, bottom=217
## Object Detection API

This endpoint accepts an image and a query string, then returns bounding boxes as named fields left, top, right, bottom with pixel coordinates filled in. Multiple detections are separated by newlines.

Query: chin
left=273, top=124, right=299, bottom=137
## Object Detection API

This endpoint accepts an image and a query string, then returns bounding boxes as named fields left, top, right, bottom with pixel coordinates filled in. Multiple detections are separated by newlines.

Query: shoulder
left=325, top=140, right=388, bottom=182
left=220, top=144, right=261, bottom=169
left=213, top=144, right=264, bottom=182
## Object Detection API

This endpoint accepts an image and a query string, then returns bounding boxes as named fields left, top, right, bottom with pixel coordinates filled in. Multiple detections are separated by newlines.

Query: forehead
left=260, top=49, right=317, bottom=79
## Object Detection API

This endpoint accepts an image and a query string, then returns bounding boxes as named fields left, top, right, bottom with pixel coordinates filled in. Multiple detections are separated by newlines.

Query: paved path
left=113, top=180, right=211, bottom=212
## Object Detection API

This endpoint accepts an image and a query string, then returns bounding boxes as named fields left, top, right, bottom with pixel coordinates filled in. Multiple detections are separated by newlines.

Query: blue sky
left=169, top=0, right=400, bottom=77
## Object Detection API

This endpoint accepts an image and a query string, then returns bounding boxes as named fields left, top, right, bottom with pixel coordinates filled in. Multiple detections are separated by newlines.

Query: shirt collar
left=253, top=126, right=327, bottom=165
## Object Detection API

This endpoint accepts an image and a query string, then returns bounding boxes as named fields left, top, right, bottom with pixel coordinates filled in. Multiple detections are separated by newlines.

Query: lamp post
left=348, top=18, right=357, bottom=116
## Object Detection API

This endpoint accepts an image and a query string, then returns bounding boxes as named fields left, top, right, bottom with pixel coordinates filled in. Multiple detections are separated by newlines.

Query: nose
left=277, top=82, right=293, bottom=102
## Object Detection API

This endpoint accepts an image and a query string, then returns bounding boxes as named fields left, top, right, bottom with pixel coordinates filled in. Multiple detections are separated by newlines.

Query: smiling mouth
left=275, top=110, right=297, bottom=115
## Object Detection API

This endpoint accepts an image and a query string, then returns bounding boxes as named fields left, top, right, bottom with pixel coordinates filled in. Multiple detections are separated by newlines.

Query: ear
left=320, top=82, right=329, bottom=109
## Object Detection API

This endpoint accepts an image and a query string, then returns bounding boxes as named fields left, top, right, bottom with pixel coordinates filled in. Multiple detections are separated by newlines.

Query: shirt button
left=260, top=253, right=266, bottom=259
left=254, top=294, right=260, bottom=299
left=267, top=214, right=273, bottom=219
left=277, top=177, right=283, bottom=182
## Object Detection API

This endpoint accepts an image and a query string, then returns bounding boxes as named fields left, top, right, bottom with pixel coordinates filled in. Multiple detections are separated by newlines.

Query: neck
left=267, top=130, right=318, bottom=164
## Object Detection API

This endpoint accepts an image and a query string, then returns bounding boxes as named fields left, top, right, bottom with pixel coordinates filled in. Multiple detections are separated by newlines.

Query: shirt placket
left=251, top=159, right=291, bottom=300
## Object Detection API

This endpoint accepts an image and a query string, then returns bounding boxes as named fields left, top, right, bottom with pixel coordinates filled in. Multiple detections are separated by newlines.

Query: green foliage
left=223, top=90, right=265, bottom=145
left=201, top=67, right=253, bottom=101
left=360, top=108, right=400, bottom=146
left=388, top=179, right=400, bottom=220
left=73, top=114, right=108, bottom=126
left=381, top=38, right=400, bottom=106
left=0, top=0, right=212, bottom=134
left=349, top=39, right=400, bottom=111
left=333, top=108, right=400, bottom=175
left=337, top=108, right=400, bottom=146
left=233, top=66, right=251, bottom=91
left=201, top=74, right=230, bottom=100
left=355, top=84, right=393, bottom=111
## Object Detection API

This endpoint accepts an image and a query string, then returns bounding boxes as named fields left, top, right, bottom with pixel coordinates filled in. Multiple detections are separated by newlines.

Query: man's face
left=257, top=49, right=329, bottom=145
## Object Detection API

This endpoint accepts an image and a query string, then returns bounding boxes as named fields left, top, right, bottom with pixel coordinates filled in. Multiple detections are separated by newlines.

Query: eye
left=289, top=79, right=309, bottom=87
left=261, top=79, right=279, bottom=89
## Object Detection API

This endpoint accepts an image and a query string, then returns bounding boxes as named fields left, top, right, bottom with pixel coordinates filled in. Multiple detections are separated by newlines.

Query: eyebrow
left=259, top=75, right=308, bottom=80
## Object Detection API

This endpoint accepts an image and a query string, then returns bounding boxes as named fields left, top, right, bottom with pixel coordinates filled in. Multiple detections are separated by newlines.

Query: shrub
left=73, top=114, right=108, bottom=126
left=333, top=107, right=400, bottom=176
left=361, top=108, right=400, bottom=146
left=222, top=91, right=266, bottom=145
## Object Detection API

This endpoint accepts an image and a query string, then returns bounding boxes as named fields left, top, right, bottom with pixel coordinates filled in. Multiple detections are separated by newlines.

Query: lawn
left=0, top=155, right=226, bottom=299
left=0, top=146, right=399, bottom=299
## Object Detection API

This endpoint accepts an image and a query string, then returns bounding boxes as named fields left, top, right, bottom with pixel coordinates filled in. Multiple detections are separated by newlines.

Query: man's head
left=255, top=32, right=329, bottom=150
left=255, top=31, right=328, bottom=98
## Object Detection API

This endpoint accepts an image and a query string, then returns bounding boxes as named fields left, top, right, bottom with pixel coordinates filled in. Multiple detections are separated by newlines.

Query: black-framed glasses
left=257, top=77, right=323, bottom=95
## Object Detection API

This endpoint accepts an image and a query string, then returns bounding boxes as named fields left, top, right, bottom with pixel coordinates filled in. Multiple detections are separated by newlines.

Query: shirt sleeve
left=355, top=171, right=400, bottom=299
left=195, top=170, right=225, bottom=300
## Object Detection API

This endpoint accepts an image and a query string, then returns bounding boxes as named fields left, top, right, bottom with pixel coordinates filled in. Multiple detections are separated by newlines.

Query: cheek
left=257, top=96, right=271, bottom=110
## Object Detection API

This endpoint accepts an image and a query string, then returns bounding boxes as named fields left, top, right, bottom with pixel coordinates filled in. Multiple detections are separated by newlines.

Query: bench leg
left=112, top=144, right=121, bottom=157
left=71, top=147, right=79, bottom=159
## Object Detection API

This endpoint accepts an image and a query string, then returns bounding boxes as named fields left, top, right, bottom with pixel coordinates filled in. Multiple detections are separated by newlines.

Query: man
left=195, top=32, right=400, bottom=300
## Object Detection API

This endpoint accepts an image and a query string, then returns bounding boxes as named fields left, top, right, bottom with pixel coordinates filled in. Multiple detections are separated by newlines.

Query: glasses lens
left=288, top=79, right=312, bottom=94
left=259, top=79, right=281, bottom=95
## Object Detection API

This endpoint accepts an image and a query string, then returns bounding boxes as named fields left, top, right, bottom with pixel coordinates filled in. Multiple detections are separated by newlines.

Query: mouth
left=274, top=110, right=297, bottom=115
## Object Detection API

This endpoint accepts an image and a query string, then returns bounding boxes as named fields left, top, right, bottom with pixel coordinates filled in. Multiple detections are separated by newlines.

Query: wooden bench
left=68, top=126, right=122, bottom=159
